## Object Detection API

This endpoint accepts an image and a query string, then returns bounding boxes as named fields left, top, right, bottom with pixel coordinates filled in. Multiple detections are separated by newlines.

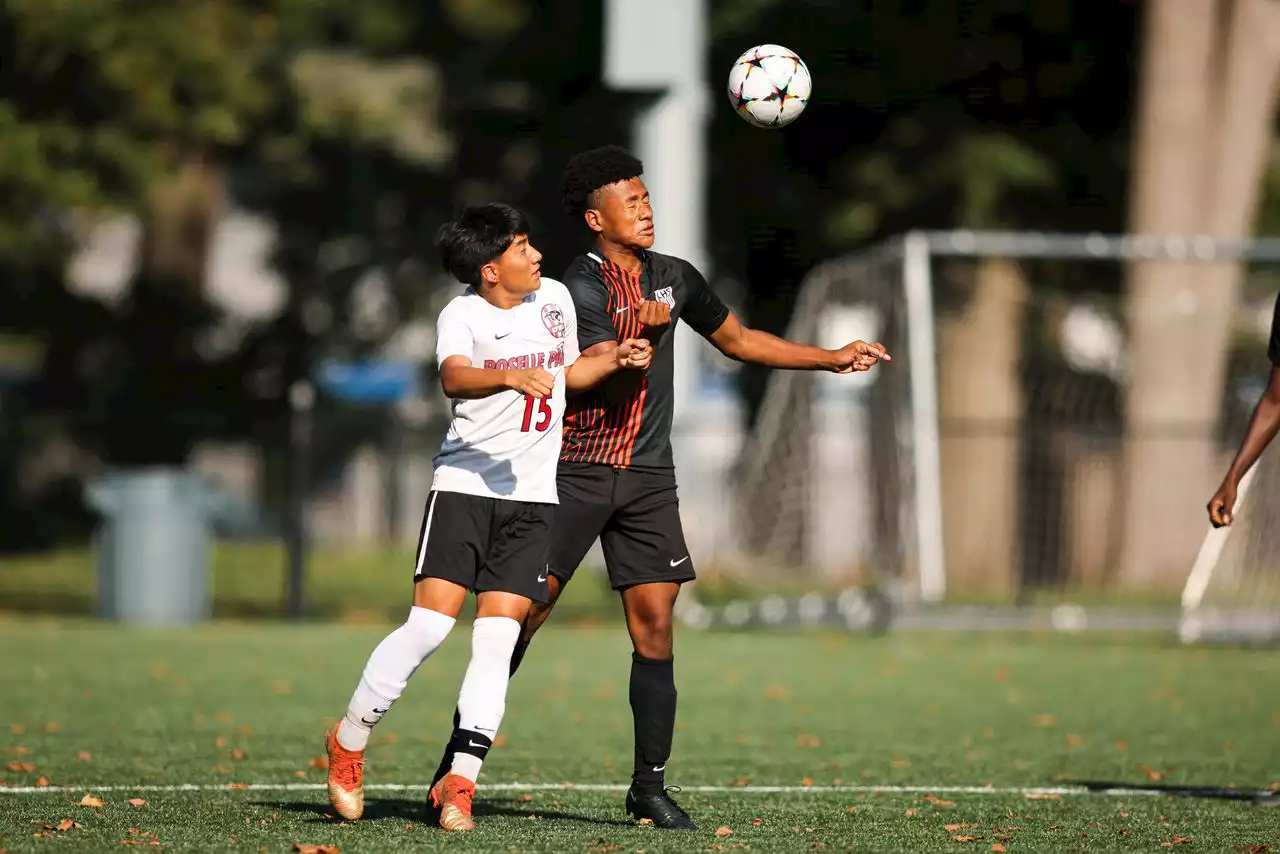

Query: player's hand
left=616, top=338, right=652, bottom=371
left=1208, top=481, right=1238, bottom=528
left=829, top=340, right=891, bottom=373
left=504, top=367, right=555, bottom=398
left=634, top=300, right=672, bottom=332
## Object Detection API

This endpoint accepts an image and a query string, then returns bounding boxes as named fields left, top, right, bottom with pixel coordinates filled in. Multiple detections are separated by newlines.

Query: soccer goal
left=686, top=230, right=1280, bottom=637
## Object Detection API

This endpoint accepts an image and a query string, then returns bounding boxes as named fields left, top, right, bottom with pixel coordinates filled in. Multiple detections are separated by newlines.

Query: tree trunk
left=1119, top=0, right=1280, bottom=587
left=937, top=258, right=1028, bottom=594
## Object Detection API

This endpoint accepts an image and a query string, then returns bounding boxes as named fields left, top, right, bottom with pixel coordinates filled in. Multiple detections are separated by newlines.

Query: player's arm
left=1208, top=364, right=1280, bottom=527
left=707, top=312, right=890, bottom=372
left=676, top=260, right=889, bottom=372
left=565, top=338, right=652, bottom=392
left=439, top=356, right=553, bottom=400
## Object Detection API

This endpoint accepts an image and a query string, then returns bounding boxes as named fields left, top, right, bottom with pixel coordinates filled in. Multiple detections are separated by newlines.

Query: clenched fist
left=617, top=338, right=652, bottom=371
left=504, top=367, right=555, bottom=398
left=634, top=300, right=672, bottom=332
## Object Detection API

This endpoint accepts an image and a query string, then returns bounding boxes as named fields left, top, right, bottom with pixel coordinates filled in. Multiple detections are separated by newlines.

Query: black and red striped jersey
left=560, top=249, right=731, bottom=471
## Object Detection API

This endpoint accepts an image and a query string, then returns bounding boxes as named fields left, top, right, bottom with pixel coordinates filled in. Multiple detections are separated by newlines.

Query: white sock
left=336, top=607, right=456, bottom=752
left=450, top=616, right=521, bottom=782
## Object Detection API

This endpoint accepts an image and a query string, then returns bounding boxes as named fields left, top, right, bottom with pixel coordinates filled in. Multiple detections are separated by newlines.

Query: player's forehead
left=497, top=233, right=530, bottom=257
left=597, top=177, right=648, bottom=203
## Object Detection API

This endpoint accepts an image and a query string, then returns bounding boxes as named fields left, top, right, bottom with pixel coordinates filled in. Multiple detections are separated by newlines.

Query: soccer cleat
left=625, top=784, right=697, bottom=829
left=430, top=773, right=476, bottom=831
left=324, top=725, right=366, bottom=821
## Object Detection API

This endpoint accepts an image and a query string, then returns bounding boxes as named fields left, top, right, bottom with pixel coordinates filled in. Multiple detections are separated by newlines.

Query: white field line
left=0, top=781, right=1257, bottom=798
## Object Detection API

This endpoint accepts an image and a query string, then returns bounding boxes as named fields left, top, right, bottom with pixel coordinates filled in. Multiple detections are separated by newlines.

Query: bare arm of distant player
left=1208, top=365, right=1280, bottom=527
left=439, top=355, right=555, bottom=399
left=706, top=312, right=890, bottom=373
left=565, top=338, right=652, bottom=392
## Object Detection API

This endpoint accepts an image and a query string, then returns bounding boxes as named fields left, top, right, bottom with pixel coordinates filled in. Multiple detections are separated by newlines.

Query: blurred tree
left=1119, top=0, right=1280, bottom=587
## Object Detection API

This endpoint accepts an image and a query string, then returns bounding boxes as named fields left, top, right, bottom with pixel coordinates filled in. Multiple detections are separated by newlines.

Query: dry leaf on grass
left=1235, top=845, right=1271, bottom=853
left=905, top=809, right=919, bottom=817
left=229, top=749, right=247, bottom=761
left=227, top=782, right=248, bottom=790
left=56, top=819, right=81, bottom=831
left=924, top=795, right=956, bottom=807
left=753, top=818, right=764, bottom=825
left=953, top=835, right=982, bottom=842
left=308, top=757, right=328, bottom=770
left=42, top=722, right=60, bottom=733
left=946, top=824, right=977, bottom=831
left=1032, top=714, right=1057, bottom=727
left=128, top=798, right=146, bottom=807
left=1025, top=792, right=1062, bottom=800
left=291, top=844, right=339, bottom=853
left=76, top=752, right=93, bottom=761
left=1141, top=765, right=1164, bottom=781
left=36, top=777, right=50, bottom=787
left=3, top=745, right=30, bottom=755
left=992, top=845, right=1007, bottom=852
left=796, top=734, right=821, bottom=748
left=715, top=827, right=733, bottom=837
left=78, top=794, right=104, bottom=807
left=1162, top=839, right=1192, bottom=847
left=11, top=723, right=25, bottom=734
left=5, top=762, right=35, bottom=772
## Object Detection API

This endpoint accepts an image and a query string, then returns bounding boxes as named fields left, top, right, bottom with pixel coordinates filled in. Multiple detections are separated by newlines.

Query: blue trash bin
left=86, top=469, right=216, bottom=627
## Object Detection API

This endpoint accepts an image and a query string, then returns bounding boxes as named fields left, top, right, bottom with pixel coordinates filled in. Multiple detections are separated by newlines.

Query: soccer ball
left=727, top=44, right=812, bottom=129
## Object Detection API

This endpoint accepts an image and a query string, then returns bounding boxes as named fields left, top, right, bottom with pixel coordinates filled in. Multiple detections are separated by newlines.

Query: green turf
left=2, top=619, right=1280, bottom=852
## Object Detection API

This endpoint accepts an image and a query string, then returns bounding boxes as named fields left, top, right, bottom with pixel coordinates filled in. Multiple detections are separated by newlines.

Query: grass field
left=2, top=618, right=1280, bottom=853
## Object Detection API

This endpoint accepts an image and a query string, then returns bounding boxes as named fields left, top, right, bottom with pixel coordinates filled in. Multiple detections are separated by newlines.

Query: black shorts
left=548, top=462, right=694, bottom=590
left=413, top=490, right=553, bottom=603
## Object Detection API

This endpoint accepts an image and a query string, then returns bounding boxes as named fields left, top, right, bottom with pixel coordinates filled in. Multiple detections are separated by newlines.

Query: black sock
left=509, top=637, right=531, bottom=677
left=629, top=653, right=676, bottom=792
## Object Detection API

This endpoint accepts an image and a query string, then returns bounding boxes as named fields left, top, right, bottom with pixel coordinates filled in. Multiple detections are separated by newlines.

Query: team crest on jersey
left=654, top=286, right=676, bottom=308
left=541, top=303, right=566, bottom=338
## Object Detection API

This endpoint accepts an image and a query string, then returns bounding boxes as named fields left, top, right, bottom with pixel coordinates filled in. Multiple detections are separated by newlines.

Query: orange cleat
left=429, top=773, right=476, bottom=831
left=325, top=725, right=365, bottom=820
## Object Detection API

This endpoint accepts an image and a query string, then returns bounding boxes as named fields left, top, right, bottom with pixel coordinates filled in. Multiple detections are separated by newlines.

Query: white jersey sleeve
left=429, top=279, right=575, bottom=504
left=435, top=300, right=475, bottom=366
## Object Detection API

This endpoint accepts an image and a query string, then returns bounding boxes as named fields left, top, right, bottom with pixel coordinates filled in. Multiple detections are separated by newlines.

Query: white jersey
left=431, top=277, right=580, bottom=504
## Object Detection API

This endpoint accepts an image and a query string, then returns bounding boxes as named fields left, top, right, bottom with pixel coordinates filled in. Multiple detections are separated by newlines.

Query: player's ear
left=583, top=209, right=605, bottom=234
left=480, top=261, right=500, bottom=286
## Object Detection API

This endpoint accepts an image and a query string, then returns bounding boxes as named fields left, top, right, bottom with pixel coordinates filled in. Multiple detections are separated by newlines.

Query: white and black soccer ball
left=727, top=44, right=812, bottom=129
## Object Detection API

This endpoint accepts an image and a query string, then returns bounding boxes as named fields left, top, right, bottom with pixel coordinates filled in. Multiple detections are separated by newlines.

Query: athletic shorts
left=412, top=490, right=553, bottom=603
left=548, top=462, right=694, bottom=590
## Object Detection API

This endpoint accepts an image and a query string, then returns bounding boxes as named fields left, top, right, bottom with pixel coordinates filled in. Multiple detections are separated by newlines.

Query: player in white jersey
left=323, top=203, right=651, bottom=830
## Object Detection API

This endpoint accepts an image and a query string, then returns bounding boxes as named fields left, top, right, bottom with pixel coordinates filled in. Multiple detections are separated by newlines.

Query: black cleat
left=626, top=784, right=697, bottom=829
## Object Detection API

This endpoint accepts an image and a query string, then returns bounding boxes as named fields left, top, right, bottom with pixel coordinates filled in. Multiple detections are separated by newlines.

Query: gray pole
left=285, top=379, right=315, bottom=619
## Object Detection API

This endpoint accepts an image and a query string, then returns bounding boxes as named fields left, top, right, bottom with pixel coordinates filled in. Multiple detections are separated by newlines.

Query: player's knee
left=630, top=612, right=674, bottom=659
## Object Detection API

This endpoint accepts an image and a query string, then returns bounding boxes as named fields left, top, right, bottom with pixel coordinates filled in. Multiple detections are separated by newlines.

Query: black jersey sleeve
left=564, top=269, right=617, bottom=351
left=1269, top=291, right=1280, bottom=366
left=679, top=260, right=731, bottom=336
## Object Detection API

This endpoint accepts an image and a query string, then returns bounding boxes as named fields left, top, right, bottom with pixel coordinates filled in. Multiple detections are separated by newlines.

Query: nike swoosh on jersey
left=669, top=556, right=690, bottom=567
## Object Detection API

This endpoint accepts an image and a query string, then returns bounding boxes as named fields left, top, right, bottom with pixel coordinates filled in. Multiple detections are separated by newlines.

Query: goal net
left=690, top=230, right=1280, bottom=637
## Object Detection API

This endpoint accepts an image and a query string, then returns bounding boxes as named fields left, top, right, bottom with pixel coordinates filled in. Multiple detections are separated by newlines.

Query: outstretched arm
left=705, top=312, right=890, bottom=373
left=1208, top=365, right=1280, bottom=527
left=565, top=339, right=651, bottom=392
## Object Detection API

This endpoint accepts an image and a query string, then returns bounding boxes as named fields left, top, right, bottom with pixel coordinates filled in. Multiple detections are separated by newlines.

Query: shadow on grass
left=256, top=797, right=633, bottom=828
left=1075, top=779, right=1272, bottom=802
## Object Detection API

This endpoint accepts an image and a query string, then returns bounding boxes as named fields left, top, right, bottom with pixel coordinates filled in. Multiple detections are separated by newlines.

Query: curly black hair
left=560, top=145, right=644, bottom=218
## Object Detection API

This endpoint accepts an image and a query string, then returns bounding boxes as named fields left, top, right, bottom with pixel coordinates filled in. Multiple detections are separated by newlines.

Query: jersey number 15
left=521, top=395, right=553, bottom=433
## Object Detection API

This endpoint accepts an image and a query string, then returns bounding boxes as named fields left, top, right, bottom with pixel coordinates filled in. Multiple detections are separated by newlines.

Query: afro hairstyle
left=560, top=145, right=644, bottom=218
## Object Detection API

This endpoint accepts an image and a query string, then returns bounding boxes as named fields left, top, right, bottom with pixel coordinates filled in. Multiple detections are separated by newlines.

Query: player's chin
left=633, top=231, right=656, bottom=248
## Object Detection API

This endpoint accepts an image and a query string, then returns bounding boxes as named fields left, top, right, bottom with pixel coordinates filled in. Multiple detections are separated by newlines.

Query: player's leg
left=602, top=470, right=697, bottom=830
left=428, top=462, right=612, bottom=789
left=430, top=500, right=552, bottom=830
left=325, top=492, right=483, bottom=820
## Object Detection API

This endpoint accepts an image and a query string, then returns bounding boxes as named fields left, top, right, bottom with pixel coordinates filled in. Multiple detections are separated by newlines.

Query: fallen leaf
left=1066, top=734, right=1081, bottom=747
left=846, top=806, right=857, bottom=813
left=992, top=846, right=1007, bottom=853
left=128, top=798, right=146, bottom=807
left=892, top=759, right=913, bottom=768
left=1236, top=845, right=1271, bottom=853
left=236, top=725, right=254, bottom=736
left=905, top=809, right=919, bottom=817
left=796, top=734, right=821, bottom=748
left=78, top=794, right=105, bottom=807
left=228, top=782, right=248, bottom=790
left=754, top=818, right=764, bottom=825
left=36, top=777, right=49, bottom=787
left=764, top=685, right=791, bottom=700
left=5, top=762, right=35, bottom=772
left=732, top=778, right=751, bottom=787
left=1115, top=739, right=1128, bottom=751
left=924, top=795, right=957, bottom=807
left=715, top=827, right=733, bottom=837
left=993, top=666, right=1012, bottom=682
left=1120, top=812, right=1130, bottom=818
left=76, top=752, right=93, bottom=761
left=953, top=835, right=982, bottom=842
left=3, top=745, right=30, bottom=755
left=512, top=794, right=533, bottom=802
left=230, top=749, right=247, bottom=760
left=42, top=722, right=61, bottom=733
left=294, top=770, right=307, bottom=778
left=801, top=778, right=814, bottom=787
left=215, top=737, right=228, bottom=749
left=215, top=711, right=232, bottom=724
left=10, top=723, right=25, bottom=734
left=946, top=824, right=977, bottom=831
left=1162, top=838, right=1193, bottom=847
left=1141, top=765, right=1164, bottom=781
left=308, top=757, right=328, bottom=770
left=56, top=819, right=80, bottom=831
